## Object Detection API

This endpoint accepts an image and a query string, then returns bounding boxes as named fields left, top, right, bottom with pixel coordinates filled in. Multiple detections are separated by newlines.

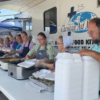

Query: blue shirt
left=15, top=44, right=22, bottom=56
left=89, top=44, right=100, bottom=53
left=8, top=41, right=18, bottom=50
left=15, top=44, right=21, bottom=50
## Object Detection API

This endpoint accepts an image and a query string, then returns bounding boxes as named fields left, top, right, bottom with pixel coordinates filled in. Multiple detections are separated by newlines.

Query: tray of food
left=29, top=76, right=54, bottom=92
left=0, top=58, right=21, bottom=64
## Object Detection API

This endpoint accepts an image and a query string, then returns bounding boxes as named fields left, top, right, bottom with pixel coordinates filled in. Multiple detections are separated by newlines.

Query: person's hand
left=2, top=46, right=7, bottom=49
left=35, top=61, right=43, bottom=67
left=10, top=49, right=15, bottom=54
left=25, top=55, right=30, bottom=59
left=40, top=58, right=49, bottom=63
left=3, top=45, right=7, bottom=48
left=21, top=57, right=26, bottom=61
left=77, top=49, right=93, bottom=56
left=13, top=55, right=18, bottom=58
left=2, top=54, right=8, bottom=58
left=51, top=69, right=55, bottom=72
left=35, top=59, right=47, bottom=67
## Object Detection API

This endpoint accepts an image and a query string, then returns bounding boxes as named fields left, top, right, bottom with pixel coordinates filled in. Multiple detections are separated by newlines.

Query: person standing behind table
left=0, top=38, right=4, bottom=47
left=4, top=37, right=10, bottom=48
left=3, top=34, right=23, bottom=58
left=7, top=32, right=18, bottom=50
left=11, top=31, right=36, bottom=58
left=25, top=31, right=55, bottom=70
left=77, top=18, right=100, bottom=95
left=0, top=37, right=10, bottom=48
left=35, top=36, right=73, bottom=71
left=0, top=38, right=5, bottom=56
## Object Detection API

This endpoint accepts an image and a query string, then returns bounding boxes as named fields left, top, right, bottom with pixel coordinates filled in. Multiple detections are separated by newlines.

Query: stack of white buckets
left=54, top=53, right=99, bottom=100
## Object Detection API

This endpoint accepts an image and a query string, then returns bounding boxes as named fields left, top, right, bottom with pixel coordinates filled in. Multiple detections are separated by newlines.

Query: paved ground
left=0, top=92, right=8, bottom=100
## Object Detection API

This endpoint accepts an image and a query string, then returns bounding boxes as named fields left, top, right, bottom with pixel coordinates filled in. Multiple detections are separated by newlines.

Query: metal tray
left=0, top=58, right=22, bottom=64
left=29, top=76, right=54, bottom=92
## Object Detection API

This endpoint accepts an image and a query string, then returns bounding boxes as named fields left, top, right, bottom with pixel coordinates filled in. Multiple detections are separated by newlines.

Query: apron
left=21, top=41, right=31, bottom=57
left=90, top=45, right=100, bottom=91
left=36, top=44, right=48, bottom=70
left=36, top=44, right=48, bottom=60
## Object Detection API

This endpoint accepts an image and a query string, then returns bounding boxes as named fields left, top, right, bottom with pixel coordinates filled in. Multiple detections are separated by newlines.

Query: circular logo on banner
left=68, top=12, right=97, bottom=33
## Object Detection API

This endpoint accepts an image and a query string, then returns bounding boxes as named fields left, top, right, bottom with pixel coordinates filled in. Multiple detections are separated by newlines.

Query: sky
left=0, top=8, right=20, bottom=25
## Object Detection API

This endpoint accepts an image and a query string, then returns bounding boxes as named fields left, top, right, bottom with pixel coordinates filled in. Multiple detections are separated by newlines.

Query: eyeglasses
left=87, top=30, right=99, bottom=35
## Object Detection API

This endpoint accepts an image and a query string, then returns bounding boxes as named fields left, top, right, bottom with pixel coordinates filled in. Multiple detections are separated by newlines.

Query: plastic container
left=82, top=56, right=99, bottom=100
left=1, top=48, right=12, bottom=52
left=17, top=59, right=39, bottom=68
left=32, top=69, right=51, bottom=79
left=54, top=54, right=83, bottom=100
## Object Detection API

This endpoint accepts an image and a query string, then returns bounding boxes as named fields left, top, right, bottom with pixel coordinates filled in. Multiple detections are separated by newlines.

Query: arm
left=35, top=60, right=55, bottom=70
left=13, top=55, right=22, bottom=58
left=12, top=44, right=24, bottom=54
left=26, top=45, right=36, bottom=59
left=11, top=50, right=21, bottom=54
left=42, top=62, right=55, bottom=70
left=6, top=52, right=14, bottom=56
left=2, top=45, right=7, bottom=48
left=47, top=46, right=55, bottom=63
left=41, top=59, right=54, bottom=63
left=26, top=55, right=36, bottom=59
left=2, top=50, right=20, bottom=58
left=77, top=49, right=100, bottom=62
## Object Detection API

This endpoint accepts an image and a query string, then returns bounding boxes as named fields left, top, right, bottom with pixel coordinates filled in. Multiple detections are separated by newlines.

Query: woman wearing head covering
left=0, top=38, right=5, bottom=56
left=4, top=37, right=10, bottom=47
left=0, top=38, right=4, bottom=48
left=11, top=31, right=35, bottom=58
left=0, top=38, right=4, bottom=45
left=58, top=35, right=73, bottom=52
left=7, top=31, right=18, bottom=50
left=2, top=34, right=23, bottom=58
left=35, top=35, right=73, bottom=70
left=0, top=37, right=10, bottom=48
left=25, top=31, right=55, bottom=63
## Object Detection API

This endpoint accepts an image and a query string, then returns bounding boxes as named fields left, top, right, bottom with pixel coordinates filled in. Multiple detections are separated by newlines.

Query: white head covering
left=11, top=31, right=17, bottom=38
left=63, top=36, right=73, bottom=48
left=26, top=31, right=31, bottom=37
left=43, top=31, right=49, bottom=39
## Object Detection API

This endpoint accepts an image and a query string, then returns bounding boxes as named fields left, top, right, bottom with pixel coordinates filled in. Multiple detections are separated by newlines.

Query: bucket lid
left=72, top=53, right=81, bottom=59
left=82, top=56, right=95, bottom=60
left=55, top=52, right=73, bottom=59
left=57, top=59, right=74, bottom=64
